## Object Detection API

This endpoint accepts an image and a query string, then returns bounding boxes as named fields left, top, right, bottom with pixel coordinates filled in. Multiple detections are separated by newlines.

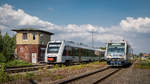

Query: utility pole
left=92, top=31, right=93, bottom=48
left=91, top=30, right=94, bottom=48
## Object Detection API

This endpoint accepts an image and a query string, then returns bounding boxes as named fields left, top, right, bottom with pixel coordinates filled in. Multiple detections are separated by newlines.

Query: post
left=91, top=31, right=94, bottom=48
left=79, top=48, right=81, bottom=63
left=99, top=52, right=101, bottom=62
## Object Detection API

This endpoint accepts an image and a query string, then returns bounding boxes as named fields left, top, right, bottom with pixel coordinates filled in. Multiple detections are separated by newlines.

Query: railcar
left=105, top=40, right=133, bottom=66
left=45, top=40, right=100, bottom=64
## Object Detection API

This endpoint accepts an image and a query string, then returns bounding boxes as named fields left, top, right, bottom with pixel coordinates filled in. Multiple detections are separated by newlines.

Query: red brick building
left=12, top=28, right=54, bottom=63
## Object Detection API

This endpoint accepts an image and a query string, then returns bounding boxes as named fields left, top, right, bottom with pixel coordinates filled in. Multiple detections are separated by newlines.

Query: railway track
left=4, top=61, right=99, bottom=73
left=51, top=66, right=121, bottom=84
left=5, top=65, right=53, bottom=73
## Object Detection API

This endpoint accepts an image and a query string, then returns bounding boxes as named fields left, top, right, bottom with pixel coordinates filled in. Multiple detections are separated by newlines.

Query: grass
left=0, top=60, right=32, bottom=83
left=136, top=59, right=150, bottom=69
left=63, top=61, right=106, bottom=70
left=0, top=64, right=9, bottom=82
left=4, top=60, right=32, bottom=67
left=0, top=61, right=106, bottom=83
left=55, top=74, right=65, bottom=80
left=24, top=72, right=35, bottom=79
left=0, top=64, right=25, bottom=83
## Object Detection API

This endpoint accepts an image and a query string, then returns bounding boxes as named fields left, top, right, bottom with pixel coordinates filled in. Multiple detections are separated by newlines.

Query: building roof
left=12, top=28, right=54, bottom=35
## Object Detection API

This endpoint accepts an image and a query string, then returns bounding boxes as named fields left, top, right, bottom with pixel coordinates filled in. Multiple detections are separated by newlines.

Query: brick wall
left=16, top=44, right=39, bottom=63
left=16, top=44, right=46, bottom=63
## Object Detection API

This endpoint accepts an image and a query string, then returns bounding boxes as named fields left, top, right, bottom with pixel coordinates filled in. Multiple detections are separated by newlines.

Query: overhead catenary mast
left=90, top=29, right=95, bottom=48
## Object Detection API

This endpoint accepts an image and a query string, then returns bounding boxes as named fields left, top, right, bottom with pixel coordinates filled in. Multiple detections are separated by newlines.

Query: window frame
left=33, top=33, right=36, bottom=40
left=22, top=33, right=28, bottom=40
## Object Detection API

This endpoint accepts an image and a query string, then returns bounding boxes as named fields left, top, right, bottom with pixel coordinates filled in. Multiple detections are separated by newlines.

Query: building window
left=22, top=33, right=27, bottom=40
left=39, top=34, right=44, bottom=44
left=33, top=33, right=36, bottom=40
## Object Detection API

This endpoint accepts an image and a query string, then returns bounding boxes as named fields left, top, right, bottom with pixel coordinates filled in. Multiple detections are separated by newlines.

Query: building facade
left=12, top=28, right=54, bottom=63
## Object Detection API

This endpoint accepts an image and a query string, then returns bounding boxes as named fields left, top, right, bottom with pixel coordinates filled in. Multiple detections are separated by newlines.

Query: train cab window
left=47, top=42, right=61, bottom=53
left=47, top=47, right=60, bottom=53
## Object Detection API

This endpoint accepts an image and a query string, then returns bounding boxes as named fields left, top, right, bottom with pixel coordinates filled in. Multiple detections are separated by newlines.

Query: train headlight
left=108, top=54, right=112, bottom=57
left=109, top=55, right=112, bottom=58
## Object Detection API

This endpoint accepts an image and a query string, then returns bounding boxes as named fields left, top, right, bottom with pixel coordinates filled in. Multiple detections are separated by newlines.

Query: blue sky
left=1, top=0, right=150, bottom=26
left=0, top=0, right=150, bottom=54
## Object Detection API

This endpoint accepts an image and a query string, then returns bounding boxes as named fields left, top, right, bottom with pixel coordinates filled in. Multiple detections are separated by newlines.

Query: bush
left=136, top=60, right=150, bottom=69
left=0, top=64, right=9, bottom=83
left=0, top=53, right=7, bottom=63
left=53, top=64, right=60, bottom=69
left=10, top=73, right=23, bottom=80
left=24, top=72, right=35, bottom=79
left=5, top=60, right=32, bottom=67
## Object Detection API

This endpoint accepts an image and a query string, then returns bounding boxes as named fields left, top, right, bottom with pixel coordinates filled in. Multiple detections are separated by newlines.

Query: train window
left=68, top=46, right=72, bottom=56
left=63, top=46, right=67, bottom=56
left=81, top=49, right=84, bottom=56
left=72, top=47, right=77, bottom=56
left=63, top=47, right=66, bottom=56
left=49, top=43, right=61, bottom=46
left=74, top=47, right=79, bottom=56
left=72, top=47, right=75, bottom=56
left=47, top=47, right=60, bottom=53
left=47, top=43, right=61, bottom=53
left=63, top=46, right=72, bottom=56
left=81, top=49, right=87, bottom=56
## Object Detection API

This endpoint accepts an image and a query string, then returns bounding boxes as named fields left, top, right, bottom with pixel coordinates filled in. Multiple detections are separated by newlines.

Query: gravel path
left=100, top=65, right=150, bottom=84
left=37, top=63, right=106, bottom=84
left=67, top=68, right=118, bottom=84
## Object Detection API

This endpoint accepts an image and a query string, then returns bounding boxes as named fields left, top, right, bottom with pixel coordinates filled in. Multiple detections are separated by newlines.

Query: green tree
left=0, top=31, right=5, bottom=62
left=0, top=32, right=16, bottom=63
left=99, top=47, right=106, bottom=50
left=0, top=31, right=3, bottom=52
left=139, top=53, right=143, bottom=57
left=139, top=53, right=143, bottom=60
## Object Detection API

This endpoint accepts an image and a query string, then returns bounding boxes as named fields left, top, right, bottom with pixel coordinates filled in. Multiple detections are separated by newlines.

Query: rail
left=50, top=66, right=117, bottom=84
left=53, top=66, right=120, bottom=84
left=5, top=65, right=53, bottom=73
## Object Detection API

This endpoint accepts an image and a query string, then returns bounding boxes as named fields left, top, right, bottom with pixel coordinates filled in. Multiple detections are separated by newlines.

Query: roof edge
left=12, top=28, right=54, bottom=35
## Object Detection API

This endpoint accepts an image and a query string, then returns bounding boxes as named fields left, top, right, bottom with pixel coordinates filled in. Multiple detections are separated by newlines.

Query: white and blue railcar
left=45, top=40, right=100, bottom=64
left=105, top=40, right=133, bottom=66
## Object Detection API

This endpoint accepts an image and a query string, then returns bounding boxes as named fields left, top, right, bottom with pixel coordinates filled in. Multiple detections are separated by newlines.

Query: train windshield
left=107, top=43, right=125, bottom=54
left=47, top=42, right=61, bottom=53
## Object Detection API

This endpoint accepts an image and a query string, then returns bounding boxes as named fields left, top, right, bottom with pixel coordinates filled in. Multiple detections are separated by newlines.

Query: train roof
left=107, top=40, right=130, bottom=45
left=107, top=40, right=132, bottom=48
left=12, top=28, right=54, bottom=35
left=48, top=40, right=98, bottom=50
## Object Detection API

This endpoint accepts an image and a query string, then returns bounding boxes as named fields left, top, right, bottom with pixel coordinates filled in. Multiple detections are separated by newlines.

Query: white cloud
left=95, top=34, right=124, bottom=43
left=52, top=24, right=124, bottom=42
left=120, top=17, right=150, bottom=33
left=0, top=4, right=54, bottom=30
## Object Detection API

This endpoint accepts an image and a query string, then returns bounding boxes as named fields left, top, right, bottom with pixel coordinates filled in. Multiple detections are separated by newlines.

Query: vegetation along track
left=5, top=65, right=53, bottom=73
left=51, top=66, right=121, bottom=84
left=4, top=61, right=101, bottom=73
